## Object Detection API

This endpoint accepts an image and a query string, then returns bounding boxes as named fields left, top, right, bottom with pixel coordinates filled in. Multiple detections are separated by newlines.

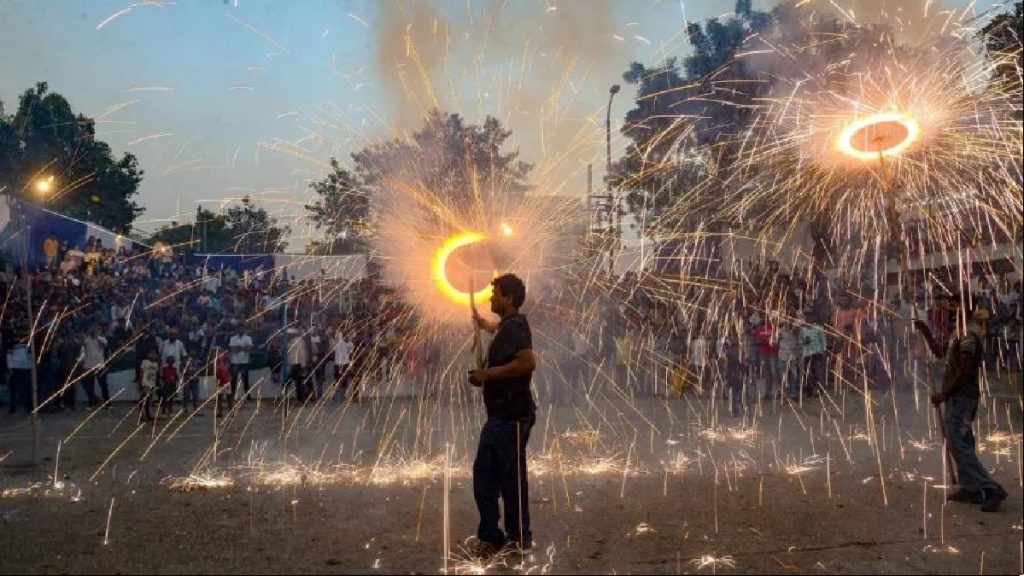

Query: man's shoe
left=946, top=489, right=983, bottom=504
left=503, top=539, right=534, bottom=553
left=468, top=537, right=502, bottom=560
left=981, top=487, right=1008, bottom=512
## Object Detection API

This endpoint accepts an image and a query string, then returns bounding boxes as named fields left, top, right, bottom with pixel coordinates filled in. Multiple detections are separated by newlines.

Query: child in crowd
left=160, top=355, right=179, bottom=415
left=215, top=348, right=232, bottom=417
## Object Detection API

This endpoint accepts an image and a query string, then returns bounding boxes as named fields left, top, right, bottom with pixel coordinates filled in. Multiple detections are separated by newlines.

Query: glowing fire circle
left=431, top=232, right=493, bottom=307
left=837, top=113, right=921, bottom=161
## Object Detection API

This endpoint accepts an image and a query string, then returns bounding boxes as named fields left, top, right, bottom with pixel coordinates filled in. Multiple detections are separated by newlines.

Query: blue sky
left=0, top=0, right=1004, bottom=246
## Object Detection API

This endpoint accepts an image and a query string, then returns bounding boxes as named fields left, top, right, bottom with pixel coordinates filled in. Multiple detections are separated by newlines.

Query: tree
left=306, top=110, right=532, bottom=249
left=305, top=158, right=370, bottom=254
left=148, top=220, right=198, bottom=252
left=350, top=109, right=531, bottom=223
left=981, top=2, right=1022, bottom=87
left=0, top=101, right=18, bottom=189
left=616, top=2, right=906, bottom=273
left=224, top=196, right=289, bottom=253
left=0, top=83, right=144, bottom=233
left=615, top=2, right=770, bottom=231
left=148, top=200, right=287, bottom=255
left=147, top=207, right=233, bottom=254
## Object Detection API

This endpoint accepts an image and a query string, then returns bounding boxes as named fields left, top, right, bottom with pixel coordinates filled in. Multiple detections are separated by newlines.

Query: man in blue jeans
left=913, top=309, right=1008, bottom=512
left=470, top=273, right=537, bottom=557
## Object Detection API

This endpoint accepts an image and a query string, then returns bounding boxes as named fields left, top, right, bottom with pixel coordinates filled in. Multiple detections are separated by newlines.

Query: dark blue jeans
left=944, top=395, right=1001, bottom=494
left=474, top=413, right=535, bottom=547
left=229, top=363, right=250, bottom=399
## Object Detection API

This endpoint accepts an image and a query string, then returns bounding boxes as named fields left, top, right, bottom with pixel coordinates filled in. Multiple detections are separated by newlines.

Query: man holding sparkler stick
left=468, top=273, right=537, bottom=556
left=913, top=308, right=1008, bottom=512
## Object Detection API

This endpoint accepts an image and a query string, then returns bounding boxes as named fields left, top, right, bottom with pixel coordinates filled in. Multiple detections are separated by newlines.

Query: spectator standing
left=138, top=349, right=160, bottom=422
left=79, top=325, right=110, bottom=409
left=160, top=328, right=194, bottom=412
left=332, top=327, right=354, bottom=401
left=285, top=327, right=311, bottom=401
left=777, top=322, right=800, bottom=400
left=689, top=328, right=709, bottom=393
left=159, top=356, right=179, bottom=415
left=753, top=318, right=780, bottom=400
left=228, top=323, right=254, bottom=403
left=800, top=312, right=827, bottom=397
left=214, top=348, right=231, bottom=417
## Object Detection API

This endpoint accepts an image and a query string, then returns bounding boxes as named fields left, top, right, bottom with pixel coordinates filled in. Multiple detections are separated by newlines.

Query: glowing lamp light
left=431, top=231, right=493, bottom=307
left=34, top=175, right=55, bottom=195
left=837, top=113, right=921, bottom=161
left=500, top=222, right=513, bottom=237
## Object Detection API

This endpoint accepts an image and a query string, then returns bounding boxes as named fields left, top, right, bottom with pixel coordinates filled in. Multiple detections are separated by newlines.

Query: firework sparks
left=836, top=113, right=922, bottom=161
left=689, top=554, right=737, bottom=571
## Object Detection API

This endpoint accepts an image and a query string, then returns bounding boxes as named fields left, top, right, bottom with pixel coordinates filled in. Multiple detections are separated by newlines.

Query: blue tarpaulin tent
left=0, top=197, right=146, bottom=267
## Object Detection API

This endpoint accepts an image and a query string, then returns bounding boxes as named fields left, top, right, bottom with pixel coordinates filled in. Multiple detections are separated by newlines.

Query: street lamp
left=3, top=193, right=42, bottom=466
left=606, top=84, right=620, bottom=194
left=33, top=175, right=54, bottom=196
left=606, top=84, right=621, bottom=277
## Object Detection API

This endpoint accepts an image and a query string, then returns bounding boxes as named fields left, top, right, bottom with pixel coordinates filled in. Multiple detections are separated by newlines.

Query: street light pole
left=12, top=198, right=42, bottom=466
left=606, top=84, right=620, bottom=278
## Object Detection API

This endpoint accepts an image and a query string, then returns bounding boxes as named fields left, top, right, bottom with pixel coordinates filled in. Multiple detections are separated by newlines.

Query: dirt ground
left=0, top=383, right=1021, bottom=575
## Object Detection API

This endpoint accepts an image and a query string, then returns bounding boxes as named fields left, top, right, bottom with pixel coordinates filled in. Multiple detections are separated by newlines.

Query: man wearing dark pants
left=228, top=324, right=253, bottom=403
left=914, top=309, right=1008, bottom=512
left=469, top=274, right=537, bottom=557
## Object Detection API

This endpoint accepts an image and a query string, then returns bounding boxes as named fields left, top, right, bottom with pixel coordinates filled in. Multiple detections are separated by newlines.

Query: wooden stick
left=469, top=278, right=484, bottom=370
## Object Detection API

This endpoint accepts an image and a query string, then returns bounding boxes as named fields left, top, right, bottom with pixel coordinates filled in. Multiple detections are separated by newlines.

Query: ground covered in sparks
left=0, top=388, right=1020, bottom=574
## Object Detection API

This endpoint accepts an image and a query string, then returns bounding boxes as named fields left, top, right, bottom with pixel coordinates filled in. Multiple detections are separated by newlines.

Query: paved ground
left=0, top=380, right=1020, bottom=574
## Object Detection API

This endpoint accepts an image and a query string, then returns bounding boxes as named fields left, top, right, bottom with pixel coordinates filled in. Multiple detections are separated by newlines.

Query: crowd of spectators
left=0, top=237, right=436, bottom=420
left=2, top=236, right=1021, bottom=421
left=583, top=258, right=1022, bottom=417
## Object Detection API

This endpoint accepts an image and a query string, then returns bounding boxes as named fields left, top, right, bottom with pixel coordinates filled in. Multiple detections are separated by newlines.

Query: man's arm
left=472, top=311, right=499, bottom=334
left=912, top=320, right=945, bottom=358
left=470, top=349, right=535, bottom=385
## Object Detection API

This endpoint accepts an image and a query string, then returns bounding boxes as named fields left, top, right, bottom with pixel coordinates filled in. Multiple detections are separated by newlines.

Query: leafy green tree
left=305, top=158, right=370, bottom=254
left=0, top=83, right=143, bottom=232
left=307, top=110, right=532, bottom=249
left=615, top=2, right=769, bottom=222
left=981, top=2, right=1022, bottom=85
left=350, top=109, right=531, bottom=221
left=615, top=2, right=894, bottom=268
left=148, top=220, right=199, bottom=252
left=224, top=196, right=289, bottom=253
left=148, top=207, right=235, bottom=253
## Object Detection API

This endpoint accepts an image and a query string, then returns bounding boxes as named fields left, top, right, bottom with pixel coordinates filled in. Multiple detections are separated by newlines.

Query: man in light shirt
left=689, top=329, right=709, bottom=392
left=228, top=322, right=254, bottom=403
left=285, top=327, right=311, bottom=401
left=332, top=327, right=354, bottom=401
left=799, top=311, right=827, bottom=398
left=79, top=325, right=110, bottom=409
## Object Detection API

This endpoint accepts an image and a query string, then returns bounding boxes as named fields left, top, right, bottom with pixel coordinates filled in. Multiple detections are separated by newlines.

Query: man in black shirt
left=469, top=273, right=537, bottom=555
left=914, top=308, right=1007, bottom=512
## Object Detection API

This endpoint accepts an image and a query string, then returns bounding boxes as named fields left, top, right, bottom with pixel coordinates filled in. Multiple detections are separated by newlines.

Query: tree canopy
left=305, top=158, right=370, bottom=254
left=306, top=109, right=532, bottom=252
left=981, top=2, right=1023, bottom=87
left=0, top=82, right=144, bottom=233
left=148, top=197, right=289, bottom=254
left=614, top=2, right=772, bottom=227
